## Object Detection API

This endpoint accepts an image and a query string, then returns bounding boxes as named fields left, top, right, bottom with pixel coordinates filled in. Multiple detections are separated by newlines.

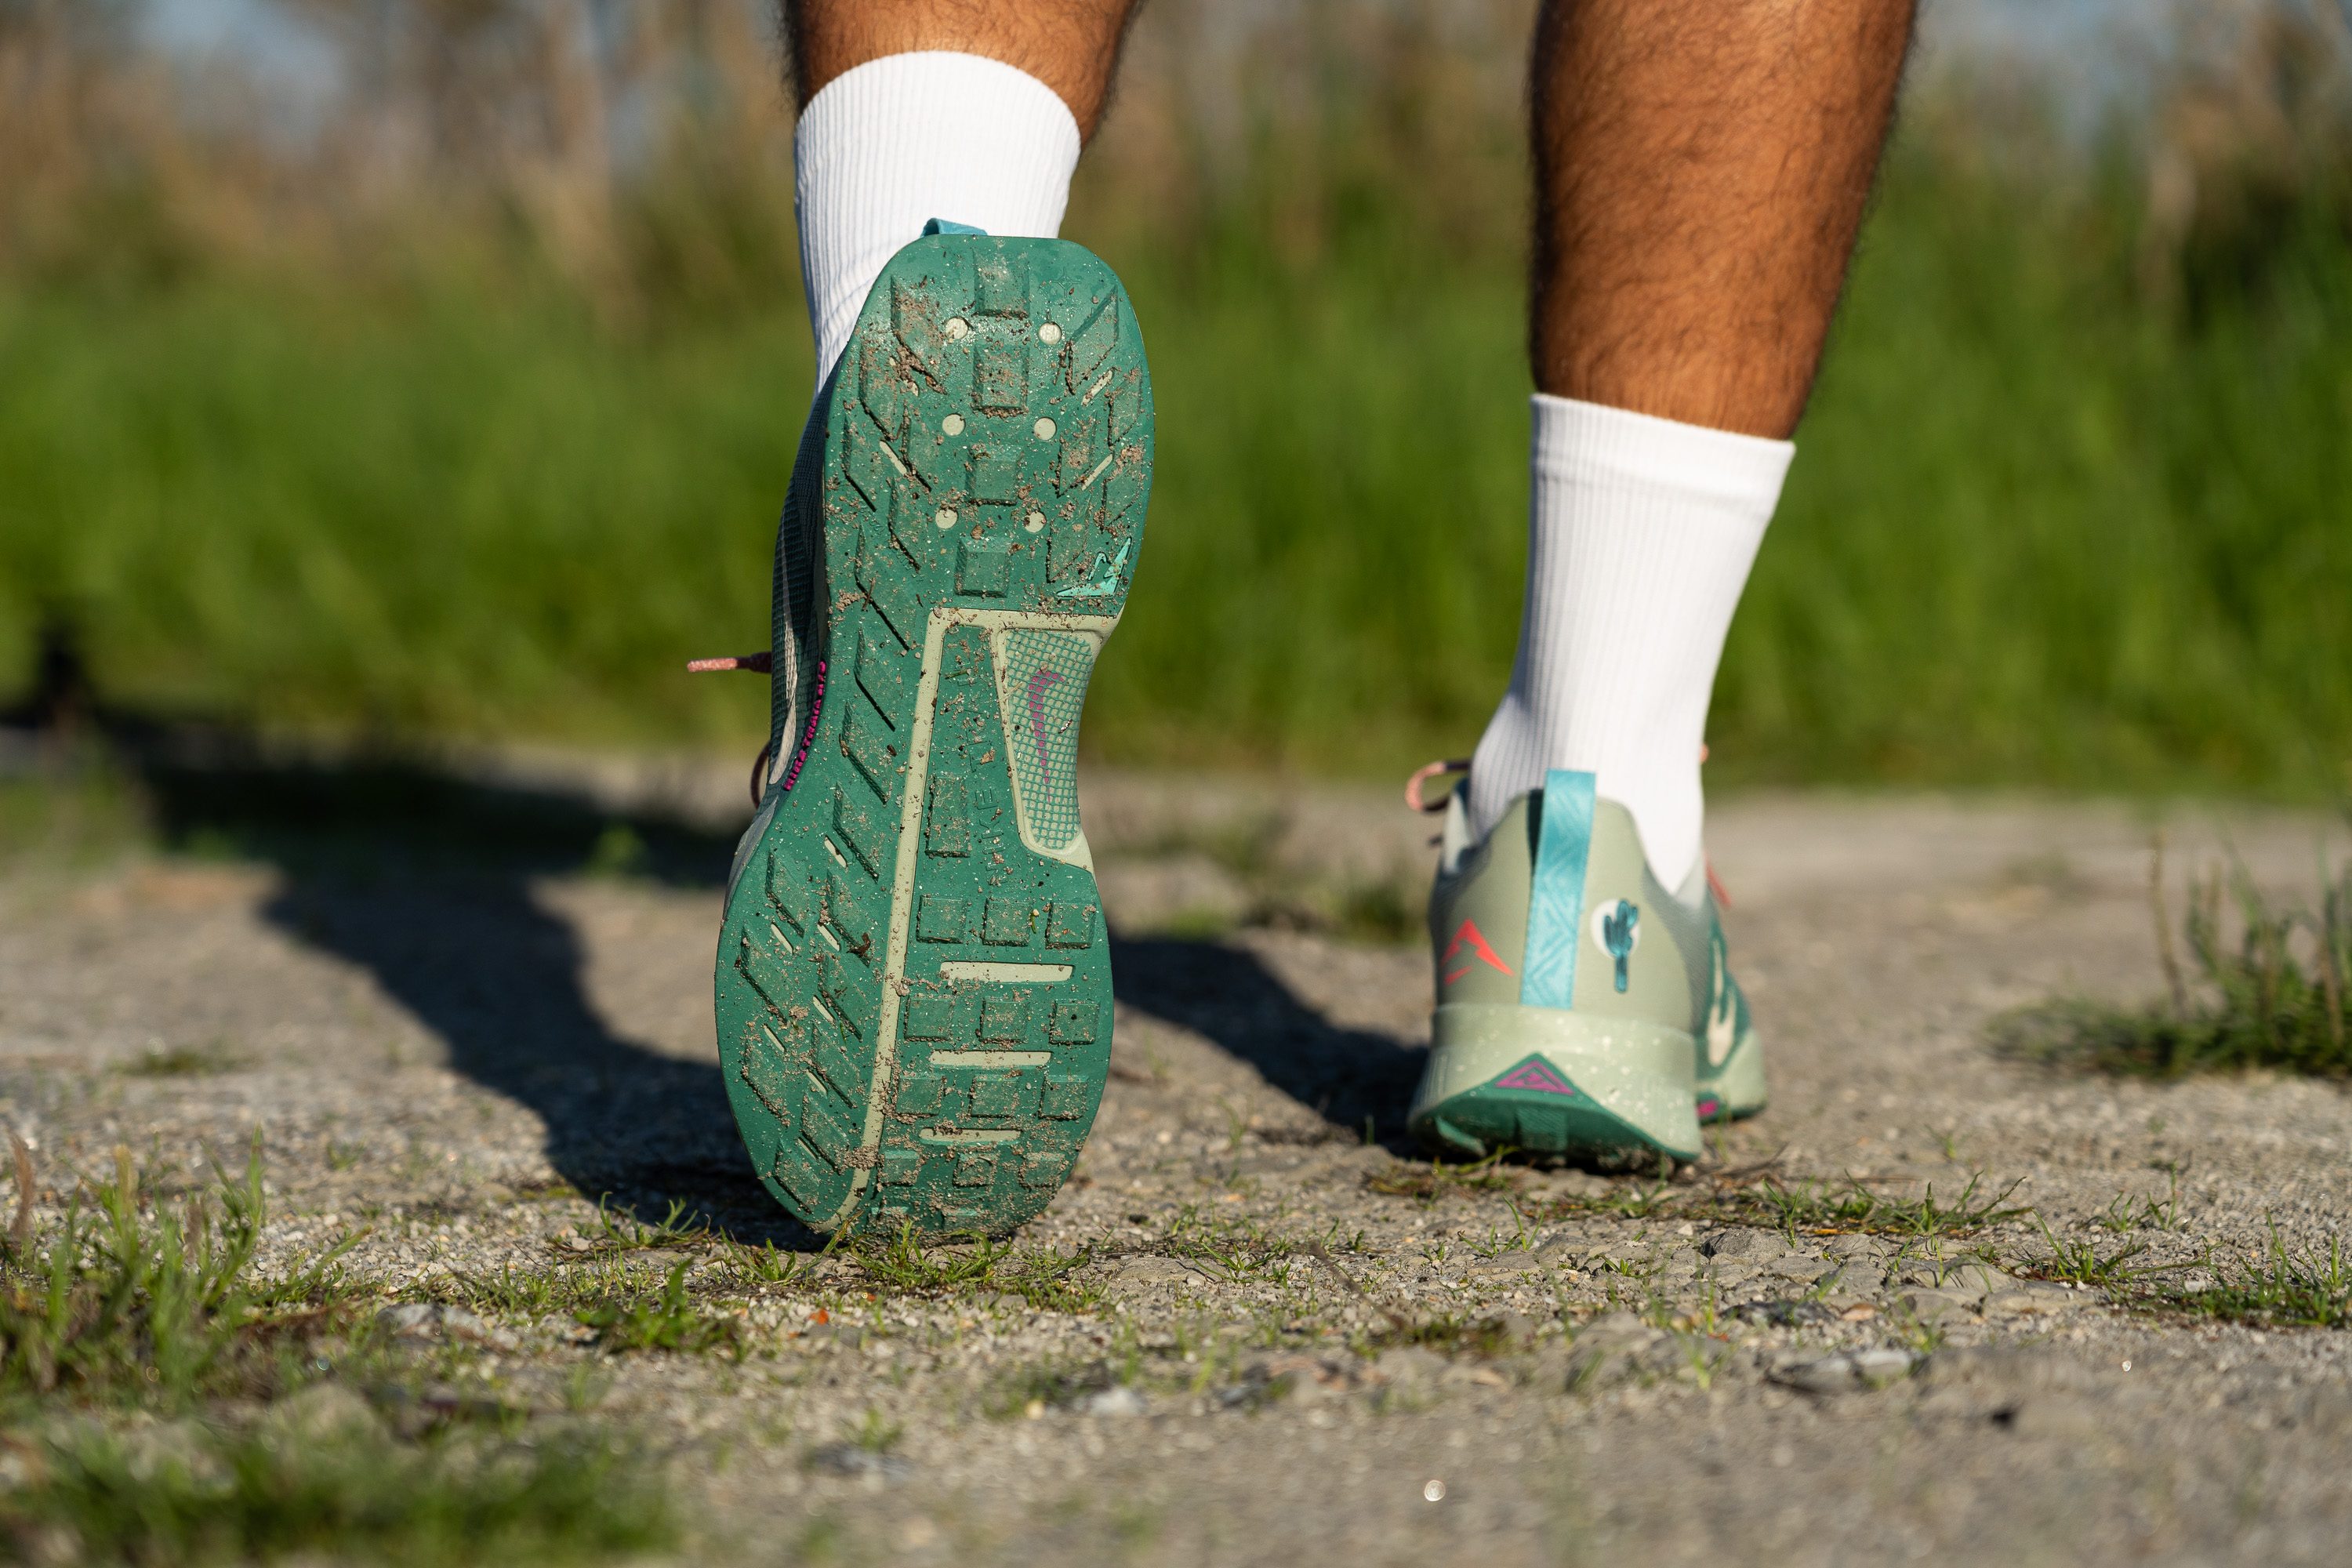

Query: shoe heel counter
left=1428, top=794, right=1535, bottom=1007
left=1566, top=800, right=1696, bottom=1025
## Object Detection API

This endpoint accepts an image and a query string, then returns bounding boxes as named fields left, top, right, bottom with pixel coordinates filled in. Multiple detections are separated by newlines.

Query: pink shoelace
left=688, top=652, right=775, bottom=806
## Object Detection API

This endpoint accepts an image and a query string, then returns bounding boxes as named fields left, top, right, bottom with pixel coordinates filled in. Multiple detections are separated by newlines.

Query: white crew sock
left=794, top=52, right=1082, bottom=390
left=1464, top=393, right=1795, bottom=892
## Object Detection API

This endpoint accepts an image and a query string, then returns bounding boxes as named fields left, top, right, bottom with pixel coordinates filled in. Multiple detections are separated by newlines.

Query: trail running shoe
left=1403, top=764, right=1764, bottom=1164
left=705, top=224, right=1150, bottom=1240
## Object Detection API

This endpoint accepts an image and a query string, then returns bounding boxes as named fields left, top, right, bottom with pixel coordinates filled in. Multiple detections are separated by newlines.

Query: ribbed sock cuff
left=1465, top=395, right=1793, bottom=887
left=795, top=52, right=1082, bottom=389
left=1531, top=393, right=1795, bottom=503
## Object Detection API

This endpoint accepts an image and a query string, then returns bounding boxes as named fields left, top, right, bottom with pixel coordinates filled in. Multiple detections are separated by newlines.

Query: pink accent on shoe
left=1406, top=758, right=1471, bottom=814
left=1494, top=1058, right=1577, bottom=1097
left=1024, top=667, right=1063, bottom=783
left=1706, top=862, right=1732, bottom=909
left=1440, top=917, right=1515, bottom=986
left=688, top=652, right=774, bottom=673
left=774, top=659, right=826, bottom=802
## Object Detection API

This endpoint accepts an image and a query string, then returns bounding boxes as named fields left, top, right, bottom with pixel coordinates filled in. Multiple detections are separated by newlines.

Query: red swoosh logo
left=1440, top=918, right=1515, bottom=985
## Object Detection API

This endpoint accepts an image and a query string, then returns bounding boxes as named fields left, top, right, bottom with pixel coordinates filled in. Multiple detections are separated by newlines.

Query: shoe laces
left=689, top=652, right=775, bottom=806
left=1404, top=758, right=1470, bottom=814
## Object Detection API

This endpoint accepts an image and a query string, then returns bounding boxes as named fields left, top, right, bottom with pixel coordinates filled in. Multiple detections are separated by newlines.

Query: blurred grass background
left=3, top=0, right=2351, bottom=794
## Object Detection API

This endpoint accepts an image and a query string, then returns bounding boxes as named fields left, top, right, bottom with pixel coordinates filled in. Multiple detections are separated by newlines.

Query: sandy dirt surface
left=2, top=758, right=2349, bottom=1566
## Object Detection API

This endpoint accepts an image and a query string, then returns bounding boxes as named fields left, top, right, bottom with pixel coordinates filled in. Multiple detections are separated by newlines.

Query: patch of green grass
left=122, top=1042, right=245, bottom=1078
left=848, top=1224, right=1101, bottom=1312
left=2140, top=1226, right=2352, bottom=1330
left=0, top=1142, right=358, bottom=1414
left=842, top=1406, right=902, bottom=1454
left=560, top=1195, right=712, bottom=1260
left=2095, top=1171, right=2187, bottom=1233
left=1998, top=849, right=2352, bottom=1079
left=1583, top=1179, right=1680, bottom=1221
left=1717, top=1172, right=2034, bottom=1241
left=1112, top=812, right=1421, bottom=945
left=442, top=1247, right=758, bottom=1358
left=1362, top=1149, right=1520, bottom=1203
left=710, top=1236, right=803, bottom=1288
left=0, top=1145, right=679, bottom=1563
left=9, top=71, right=2352, bottom=794
left=1365, top=1312, right=1524, bottom=1359
left=575, top=1258, right=742, bottom=1357
left=0, top=769, right=149, bottom=866
left=1236, top=873, right=1421, bottom=946
left=2015, top=1214, right=2165, bottom=1290
left=1463, top=1208, right=1536, bottom=1260
left=1497, top=1167, right=2031, bottom=1241
left=581, top=822, right=652, bottom=880
left=1159, top=1207, right=1302, bottom=1286
left=442, top=1260, right=610, bottom=1320
left=0, top=1418, right=675, bottom=1567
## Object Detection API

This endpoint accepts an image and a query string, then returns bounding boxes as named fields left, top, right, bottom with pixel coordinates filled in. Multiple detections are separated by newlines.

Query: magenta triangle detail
left=1493, top=1057, right=1578, bottom=1097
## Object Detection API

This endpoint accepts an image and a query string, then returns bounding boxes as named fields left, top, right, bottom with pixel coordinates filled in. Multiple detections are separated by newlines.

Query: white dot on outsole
left=935, top=509, right=957, bottom=531
left=945, top=318, right=970, bottom=340
left=1033, top=417, right=1056, bottom=440
left=1039, top=323, right=1062, bottom=343
left=942, top=414, right=964, bottom=436
left=1025, top=512, right=1045, bottom=532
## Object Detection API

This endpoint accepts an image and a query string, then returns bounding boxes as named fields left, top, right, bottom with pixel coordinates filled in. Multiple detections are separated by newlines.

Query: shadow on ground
left=1110, top=936, right=1426, bottom=1145
left=137, top=735, right=815, bottom=1240
left=4, top=633, right=1426, bottom=1225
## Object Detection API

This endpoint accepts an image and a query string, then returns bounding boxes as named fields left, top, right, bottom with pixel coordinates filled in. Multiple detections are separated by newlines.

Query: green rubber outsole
left=715, top=233, right=1151, bottom=1240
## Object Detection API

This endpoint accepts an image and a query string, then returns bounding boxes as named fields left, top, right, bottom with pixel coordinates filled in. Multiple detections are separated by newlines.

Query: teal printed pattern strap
left=1520, top=768, right=1597, bottom=1009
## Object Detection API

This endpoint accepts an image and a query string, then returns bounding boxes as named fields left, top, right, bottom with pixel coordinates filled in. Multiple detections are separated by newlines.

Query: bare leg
left=785, top=0, right=1143, bottom=138
left=1529, top=0, right=1916, bottom=437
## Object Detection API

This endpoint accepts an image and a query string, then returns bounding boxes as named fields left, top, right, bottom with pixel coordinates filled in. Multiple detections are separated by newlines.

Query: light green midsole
left=1411, top=1003, right=1700, bottom=1156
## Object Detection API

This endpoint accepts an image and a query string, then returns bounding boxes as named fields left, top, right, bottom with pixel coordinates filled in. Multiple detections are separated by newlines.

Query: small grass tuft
left=1160, top=1207, right=1305, bottom=1286
left=0, top=1419, right=676, bottom=1566
left=122, top=1043, right=245, bottom=1078
left=0, top=771, right=150, bottom=868
left=2142, top=1225, right=2352, bottom=1330
left=0, top=1144, right=679, bottom=1565
left=2016, top=1214, right=2163, bottom=1290
left=0, top=1140, right=358, bottom=1413
left=848, top=1224, right=1101, bottom=1312
left=1365, top=1312, right=1523, bottom=1359
left=2095, top=1171, right=2187, bottom=1233
left=1720, top=1172, right=2033, bottom=1240
left=557, top=1196, right=711, bottom=1260
left=1510, top=1167, right=2030, bottom=1240
left=575, top=1259, right=742, bottom=1358
left=1363, top=1149, right=1520, bottom=1203
left=1996, top=846, right=2352, bottom=1079
left=844, top=1406, right=903, bottom=1454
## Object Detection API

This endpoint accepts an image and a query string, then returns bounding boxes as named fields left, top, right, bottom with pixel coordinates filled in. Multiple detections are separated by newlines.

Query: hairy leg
left=1529, top=0, right=1916, bottom=437
left=785, top=0, right=1143, bottom=137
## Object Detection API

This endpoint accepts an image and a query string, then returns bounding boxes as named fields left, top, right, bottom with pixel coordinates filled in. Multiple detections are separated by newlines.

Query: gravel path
left=3, top=760, right=2348, bottom=1566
